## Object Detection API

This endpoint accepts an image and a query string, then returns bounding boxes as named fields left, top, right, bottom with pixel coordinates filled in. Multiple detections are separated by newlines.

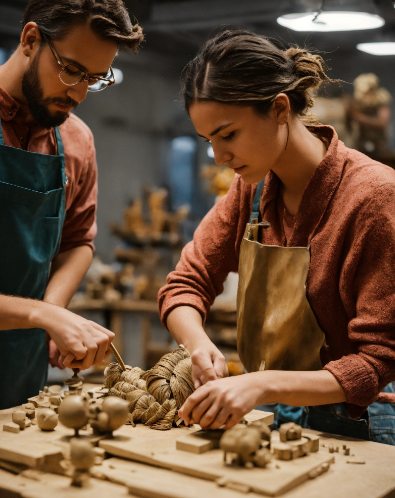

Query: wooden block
left=271, top=431, right=309, bottom=458
left=243, top=409, right=274, bottom=426
left=303, top=432, right=320, bottom=452
left=0, top=467, right=131, bottom=498
left=271, top=442, right=299, bottom=461
left=3, top=423, right=20, bottom=434
left=28, top=396, right=39, bottom=408
left=176, top=435, right=214, bottom=454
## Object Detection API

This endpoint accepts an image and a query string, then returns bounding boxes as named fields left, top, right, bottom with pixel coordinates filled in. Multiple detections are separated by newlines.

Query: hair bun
left=285, top=47, right=328, bottom=90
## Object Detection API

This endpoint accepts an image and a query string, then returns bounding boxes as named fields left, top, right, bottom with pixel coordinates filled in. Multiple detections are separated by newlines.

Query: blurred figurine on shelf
left=148, top=187, right=189, bottom=241
left=348, top=73, right=392, bottom=153
left=202, top=164, right=235, bottom=202
left=123, top=199, right=146, bottom=237
left=84, top=257, right=120, bottom=302
left=114, top=186, right=189, bottom=244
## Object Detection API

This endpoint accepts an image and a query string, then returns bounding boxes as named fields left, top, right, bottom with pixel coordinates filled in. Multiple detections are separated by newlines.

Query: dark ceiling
left=1, top=0, right=395, bottom=60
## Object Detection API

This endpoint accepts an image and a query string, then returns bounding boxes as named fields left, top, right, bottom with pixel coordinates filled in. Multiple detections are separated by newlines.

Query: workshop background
left=1, top=0, right=394, bottom=381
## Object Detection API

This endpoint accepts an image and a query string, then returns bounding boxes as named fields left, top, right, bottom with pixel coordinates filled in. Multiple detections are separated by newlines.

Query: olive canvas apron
left=0, top=117, right=66, bottom=409
left=237, top=179, right=395, bottom=444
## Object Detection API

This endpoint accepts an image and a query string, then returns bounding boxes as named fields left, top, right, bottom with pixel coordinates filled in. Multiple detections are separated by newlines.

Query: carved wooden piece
left=37, top=409, right=58, bottom=431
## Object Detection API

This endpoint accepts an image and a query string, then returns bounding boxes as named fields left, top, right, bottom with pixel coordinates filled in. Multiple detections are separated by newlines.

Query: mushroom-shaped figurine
left=58, top=395, right=89, bottom=436
left=89, top=396, right=129, bottom=435
left=69, top=438, right=95, bottom=487
left=37, top=408, right=58, bottom=431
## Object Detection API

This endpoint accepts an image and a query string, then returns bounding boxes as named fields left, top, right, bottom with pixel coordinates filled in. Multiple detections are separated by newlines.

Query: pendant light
left=277, top=0, right=385, bottom=32
left=357, top=42, right=395, bottom=56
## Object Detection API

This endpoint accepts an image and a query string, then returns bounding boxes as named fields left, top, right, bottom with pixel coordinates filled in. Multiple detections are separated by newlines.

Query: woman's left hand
left=178, top=373, right=264, bottom=430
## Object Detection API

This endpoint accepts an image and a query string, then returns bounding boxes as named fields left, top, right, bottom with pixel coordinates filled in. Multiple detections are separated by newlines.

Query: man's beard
left=21, top=55, right=78, bottom=130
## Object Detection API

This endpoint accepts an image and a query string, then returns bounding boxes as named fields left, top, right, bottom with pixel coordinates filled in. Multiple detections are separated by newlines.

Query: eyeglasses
left=43, top=34, right=115, bottom=92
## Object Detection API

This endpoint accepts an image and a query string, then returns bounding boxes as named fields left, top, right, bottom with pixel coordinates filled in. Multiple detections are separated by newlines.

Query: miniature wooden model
left=89, top=397, right=129, bottom=436
left=66, top=438, right=95, bottom=487
left=220, top=424, right=272, bottom=469
left=37, top=408, right=58, bottom=431
left=58, top=395, right=89, bottom=436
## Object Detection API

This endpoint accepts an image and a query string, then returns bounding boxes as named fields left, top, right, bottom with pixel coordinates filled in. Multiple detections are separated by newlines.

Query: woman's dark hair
left=22, top=0, right=144, bottom=53
left=183, top=29, right=335, bottom=124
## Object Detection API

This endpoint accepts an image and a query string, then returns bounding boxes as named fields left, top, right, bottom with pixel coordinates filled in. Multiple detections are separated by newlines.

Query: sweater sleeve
left=324, top=181, right=395, bottom=417
left=158, top=175, right=252, bottom=328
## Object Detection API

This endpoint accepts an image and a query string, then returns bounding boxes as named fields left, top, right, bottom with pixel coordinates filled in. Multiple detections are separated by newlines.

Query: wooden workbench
left=0, top=399, right=395, bottom=498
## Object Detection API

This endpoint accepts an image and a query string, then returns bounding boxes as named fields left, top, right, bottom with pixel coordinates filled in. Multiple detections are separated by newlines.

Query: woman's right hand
left=190, top=341, right=229, bottom=389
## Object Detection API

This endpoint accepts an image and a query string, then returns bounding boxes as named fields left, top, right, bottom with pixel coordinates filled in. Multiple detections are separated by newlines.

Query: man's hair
left=22, top=0, right=144, bottom=53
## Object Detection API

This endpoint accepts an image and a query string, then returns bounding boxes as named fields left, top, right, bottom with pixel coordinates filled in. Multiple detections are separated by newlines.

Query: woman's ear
left=272, top=93, right=291, bottom=124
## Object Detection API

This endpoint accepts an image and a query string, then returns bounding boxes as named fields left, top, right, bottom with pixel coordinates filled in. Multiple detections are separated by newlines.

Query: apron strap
left=54, top=126, right=67, bottom=186
left=0, top=116, right=4, bottom=146
left=249, top=178, right=265, bottom=223
left=54, top=127, right=65, bottom=159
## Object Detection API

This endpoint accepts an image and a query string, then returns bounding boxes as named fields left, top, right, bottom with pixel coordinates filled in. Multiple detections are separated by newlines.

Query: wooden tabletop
left=0, top=392, right=395, bottom=498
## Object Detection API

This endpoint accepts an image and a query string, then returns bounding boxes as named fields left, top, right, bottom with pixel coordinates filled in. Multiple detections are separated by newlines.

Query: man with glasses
left=0, top=0, right=143, bottom=408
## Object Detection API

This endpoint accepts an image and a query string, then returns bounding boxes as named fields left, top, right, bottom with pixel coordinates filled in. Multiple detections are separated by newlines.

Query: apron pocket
left=0, top=180, right=64, bottom=213
left=42, top=216, right=63, bottom=259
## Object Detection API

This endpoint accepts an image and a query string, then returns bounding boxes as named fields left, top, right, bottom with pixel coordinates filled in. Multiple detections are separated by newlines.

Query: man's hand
left=190, top=341, right=229, bottom=389
left=32, top=303, right=114, bottom=370
left=48, top=338, right=66, bottom=369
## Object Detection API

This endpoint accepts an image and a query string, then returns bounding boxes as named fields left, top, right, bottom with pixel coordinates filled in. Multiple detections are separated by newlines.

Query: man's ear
left=272, top=93, right=291, bottom=124
left=20, top=22, right=43, bottom=58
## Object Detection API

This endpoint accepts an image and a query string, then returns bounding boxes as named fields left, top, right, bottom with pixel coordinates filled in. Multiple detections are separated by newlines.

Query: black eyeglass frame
left=42, top=33, right=115, bottom=92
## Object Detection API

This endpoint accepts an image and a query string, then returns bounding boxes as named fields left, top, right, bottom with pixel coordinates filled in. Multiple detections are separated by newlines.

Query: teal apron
left=0, top=117, right=66, bottom=409
left=251, top=180, right=395, bottom=445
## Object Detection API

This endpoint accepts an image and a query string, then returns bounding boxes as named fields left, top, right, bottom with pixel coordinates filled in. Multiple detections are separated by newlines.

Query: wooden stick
left=111, top=343, right=126, bottom=371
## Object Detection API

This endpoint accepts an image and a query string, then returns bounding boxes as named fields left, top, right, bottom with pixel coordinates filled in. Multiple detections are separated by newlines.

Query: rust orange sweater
left=158, top=126, right=395, bottom=418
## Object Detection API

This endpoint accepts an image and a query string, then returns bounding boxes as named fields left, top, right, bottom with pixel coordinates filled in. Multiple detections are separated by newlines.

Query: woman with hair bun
left=158, top=30, right=395, bottom=444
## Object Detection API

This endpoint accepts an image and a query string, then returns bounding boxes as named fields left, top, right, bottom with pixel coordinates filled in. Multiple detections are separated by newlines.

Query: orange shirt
left=0, top=85, right=97, bottom=253
left=159, top=126, right=395, bottom=418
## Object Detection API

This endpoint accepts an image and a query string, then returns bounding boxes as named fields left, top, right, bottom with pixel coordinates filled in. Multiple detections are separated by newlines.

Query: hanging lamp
left=277, top=0, right=385, bottom=32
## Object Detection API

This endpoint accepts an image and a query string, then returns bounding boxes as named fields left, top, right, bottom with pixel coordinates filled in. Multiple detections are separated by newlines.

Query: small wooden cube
left=3, top=422, right=20, bottom=434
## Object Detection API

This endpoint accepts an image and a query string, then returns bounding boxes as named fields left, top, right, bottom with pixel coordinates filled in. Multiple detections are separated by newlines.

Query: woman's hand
left=179, top=372, right=264, bottom=430
left=166, top=305, right=229, bottom=388
left=179, top=370, right=347, bottom=430
left=190, top=341, right=229, bottom=389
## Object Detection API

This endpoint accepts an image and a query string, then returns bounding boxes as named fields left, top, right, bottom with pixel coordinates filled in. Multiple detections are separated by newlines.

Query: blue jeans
left=257, top=383, right=395, bottom=445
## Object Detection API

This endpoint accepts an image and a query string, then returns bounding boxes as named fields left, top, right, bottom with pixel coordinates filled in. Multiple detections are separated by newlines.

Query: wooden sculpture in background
left=349, top=73, right=392, bottom=153
left=122, top=187, right=189, bottom=240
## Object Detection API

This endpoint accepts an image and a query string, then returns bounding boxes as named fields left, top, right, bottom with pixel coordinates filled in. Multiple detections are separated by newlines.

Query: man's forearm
left=0, top=294, right=47, bottom=330
left=44, top=245, right=93, bottom=308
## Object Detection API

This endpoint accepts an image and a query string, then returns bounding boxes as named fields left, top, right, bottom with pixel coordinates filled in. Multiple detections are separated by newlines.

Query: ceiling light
left=277, top=11, right=384, bottom=32
left=357, top=42, right=395, bottom=55
left=112, top=68, right=124, bottom=85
